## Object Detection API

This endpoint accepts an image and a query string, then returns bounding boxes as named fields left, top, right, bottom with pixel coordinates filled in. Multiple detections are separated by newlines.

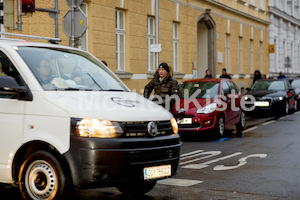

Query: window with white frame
left=116, top=10, right=125, bottom=72
left=80, top=3, right=88, bottom=51
left=147, top=17, right=155, bottom=72
left=274, top=39, right=278, bottom=72
left=259, top=0, right=265, bottom=10
left=298, top=44, right=300, bottom=73
left=225, top=34, right=229, bottom=70
left=282, top=40, right=286, bottom=71
left=238, top=37, right=242, bottom=73
left=173, top=22, right=179, bottom=73
left=259, top=42, right=262, bottom=72
left=249, top=0, right=255, bottom=6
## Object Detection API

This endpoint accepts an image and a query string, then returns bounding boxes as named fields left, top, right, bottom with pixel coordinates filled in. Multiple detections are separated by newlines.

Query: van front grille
left=119, top=120, right=173, bottom=138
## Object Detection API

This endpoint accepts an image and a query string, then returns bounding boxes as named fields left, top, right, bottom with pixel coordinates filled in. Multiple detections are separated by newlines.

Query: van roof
left=0, top=39, right=82, bottom=52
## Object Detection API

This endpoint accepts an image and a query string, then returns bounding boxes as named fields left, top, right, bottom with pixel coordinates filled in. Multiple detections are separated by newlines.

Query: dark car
left=172, top=78, right=245, bottom=137
left=288, top=78, right=300, bottom=110
left=244, top=79, right=296, bottom=115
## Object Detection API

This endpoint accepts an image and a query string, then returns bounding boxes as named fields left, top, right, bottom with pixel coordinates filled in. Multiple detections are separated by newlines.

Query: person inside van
left=71, top=66, right=84, bottom=84
left=34, top=57, right=53, bottom=85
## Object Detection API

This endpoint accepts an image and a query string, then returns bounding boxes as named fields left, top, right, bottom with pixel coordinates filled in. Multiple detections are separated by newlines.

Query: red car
left=172, top=78, right=245, bottom=137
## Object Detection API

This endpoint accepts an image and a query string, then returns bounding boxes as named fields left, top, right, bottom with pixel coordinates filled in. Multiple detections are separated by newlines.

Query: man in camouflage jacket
left=144, top=62, right=179, bottom=110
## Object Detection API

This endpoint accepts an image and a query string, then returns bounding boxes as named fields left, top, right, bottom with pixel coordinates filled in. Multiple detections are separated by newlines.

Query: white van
left=0, top=39, right=181, bottom=199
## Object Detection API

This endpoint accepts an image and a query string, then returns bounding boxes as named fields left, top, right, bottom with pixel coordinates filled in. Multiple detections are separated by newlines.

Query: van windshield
left=16, top=46, right=129, bottom=91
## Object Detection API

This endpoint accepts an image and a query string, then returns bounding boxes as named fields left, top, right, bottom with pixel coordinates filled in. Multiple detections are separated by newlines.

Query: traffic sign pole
left=70, top=0, right=75, bottom=47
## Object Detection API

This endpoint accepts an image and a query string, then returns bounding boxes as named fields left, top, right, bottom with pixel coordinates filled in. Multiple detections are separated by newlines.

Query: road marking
left=213, top=154, right=267, bottom=170
left=262, top=120, right=275, bottom=125
left=181, top=150, right=204, bottom=157
left=157, top=178, right=203, bottom=186
left=213, top=137, right=229, bottom=143
left=182, top=152, right=242, bottom=169
left=242, top=126, right=257, bottom=133
left=279, top=116, right=288, bottom=120
left=294, top=112, right=300, bottom=115
left=180, top=151, right=221, bottom=165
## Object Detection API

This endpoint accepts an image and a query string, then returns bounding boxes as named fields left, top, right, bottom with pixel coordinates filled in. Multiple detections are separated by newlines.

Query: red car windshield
left=179, top=82, right=219, bottom=99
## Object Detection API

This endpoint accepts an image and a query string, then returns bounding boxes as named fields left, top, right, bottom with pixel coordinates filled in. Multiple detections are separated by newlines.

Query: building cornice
left=269, top=6, right=300, bottom=27
left=169, top=0, right=269, bottom=26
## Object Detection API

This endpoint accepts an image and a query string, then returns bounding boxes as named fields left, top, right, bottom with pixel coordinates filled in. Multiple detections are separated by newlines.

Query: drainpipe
left=17, top=0, right=22, bottom=31
left=155, top=0, right=159, bottom=68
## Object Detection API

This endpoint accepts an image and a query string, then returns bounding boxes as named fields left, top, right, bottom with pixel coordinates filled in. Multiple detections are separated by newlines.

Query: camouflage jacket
left=144, top=73, right=179, bottom=108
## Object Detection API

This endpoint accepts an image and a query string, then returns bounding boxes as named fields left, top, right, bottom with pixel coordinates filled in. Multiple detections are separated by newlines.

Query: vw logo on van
left=111, top=97, right=140, bottom=107
left=147, top=122, right=158, bottom=137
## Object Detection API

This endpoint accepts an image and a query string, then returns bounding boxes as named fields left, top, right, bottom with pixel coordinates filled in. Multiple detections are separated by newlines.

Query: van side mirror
left=0, top=76, right=27, bottom=98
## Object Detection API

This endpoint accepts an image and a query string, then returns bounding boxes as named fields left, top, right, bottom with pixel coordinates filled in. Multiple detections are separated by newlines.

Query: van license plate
left=144, top=165, right=171, bottom=180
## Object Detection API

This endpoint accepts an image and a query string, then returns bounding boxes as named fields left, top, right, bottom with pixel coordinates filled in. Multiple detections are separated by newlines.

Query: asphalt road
left=1, top=111, right=300, bottom=200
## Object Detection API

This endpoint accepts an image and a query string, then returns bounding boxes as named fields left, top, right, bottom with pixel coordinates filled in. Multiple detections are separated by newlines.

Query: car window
left=221, top=81, right=231, bottom=97
left=179, top=82, right=219, bottom=99
left=227, top=81, right=239, bottom=94
left=268, top=81, right=285, bottom=90
left=291, top=80, right=300, bottom=88
left=0, top=51, right=26, bottom=99
left=251, top=80, right=285, bottom=91
left=16, top=46, right=129, bottom=91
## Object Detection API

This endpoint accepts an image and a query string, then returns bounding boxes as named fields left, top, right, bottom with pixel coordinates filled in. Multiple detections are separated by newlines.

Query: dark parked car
left=244, top=79, right=296, bottom=115
left=288, top=78, right=300, bottom=110
left=172, top=78, right=245, bottom=137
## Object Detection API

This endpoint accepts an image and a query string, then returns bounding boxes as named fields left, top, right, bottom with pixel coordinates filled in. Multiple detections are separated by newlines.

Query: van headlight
left=170, top=118, right=178, bottom=134
left=196, top=103, right=217, bottom=114
left=74, top=118, right=123, bottom=138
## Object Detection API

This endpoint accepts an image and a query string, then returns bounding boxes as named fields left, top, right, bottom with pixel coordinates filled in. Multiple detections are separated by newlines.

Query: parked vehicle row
left=171, top=78, right=298, bottom=139
left=172, top=78, right=245, bottom=138
left=244, top=79, right=297, bottom=115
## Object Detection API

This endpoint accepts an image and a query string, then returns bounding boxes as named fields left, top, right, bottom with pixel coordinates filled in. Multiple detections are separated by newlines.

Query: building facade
left=269, top=0, right=300, bottom=78
left=2, top=0, right=269, bottom=93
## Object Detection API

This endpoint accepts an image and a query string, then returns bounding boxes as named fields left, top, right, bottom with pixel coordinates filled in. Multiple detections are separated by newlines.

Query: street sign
left=66, top=0, right=83, bottom=7
left=151, top=44, right=162, bottom=52
left=63, top=8, right=87, bottom=37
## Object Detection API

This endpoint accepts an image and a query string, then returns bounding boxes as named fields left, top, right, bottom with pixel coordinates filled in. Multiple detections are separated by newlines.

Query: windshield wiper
left=87, top=73, right=103, bottom=90
left=103, top=89, right=125, bottom=92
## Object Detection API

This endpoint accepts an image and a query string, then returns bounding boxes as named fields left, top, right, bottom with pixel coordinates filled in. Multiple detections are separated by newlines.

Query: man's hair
left=222, top=68, right=226, bottom=72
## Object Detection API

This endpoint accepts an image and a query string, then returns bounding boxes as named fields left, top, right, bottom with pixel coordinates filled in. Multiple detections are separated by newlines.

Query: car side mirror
left=0, top=76, right=27, bottom=98
left=246, top=88, right=251, bottom=92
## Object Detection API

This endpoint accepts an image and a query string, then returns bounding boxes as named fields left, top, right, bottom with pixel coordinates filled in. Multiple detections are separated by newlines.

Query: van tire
left=18, top=150, right=67, bottom=200
left=117, top=180, right=157, bottom=195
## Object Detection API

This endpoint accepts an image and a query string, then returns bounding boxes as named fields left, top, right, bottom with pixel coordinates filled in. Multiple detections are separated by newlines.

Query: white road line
left=181, top=150, right=204, bottom=157
left=157, top=178, right=203, bottom=186
left=242, top=126, right=257, bottom=133
left=182, top=152, right=243, bottom=169
left=279, top=116, right=288, bottom=120
left=262, top=120, right=275, bottom=126
left=180, top=151, right=221, bottom=165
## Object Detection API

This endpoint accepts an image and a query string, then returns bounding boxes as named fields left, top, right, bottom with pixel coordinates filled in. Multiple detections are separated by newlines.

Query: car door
left=0, top=51, right=28, bottom=181
left=221, top=81, right=233, bottom=125
left=227, top=80, right=241, bottom=124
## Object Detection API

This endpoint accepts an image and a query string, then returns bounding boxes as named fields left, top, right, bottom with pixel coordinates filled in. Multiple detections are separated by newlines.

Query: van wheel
left=117, top=180, right=157, bottom=195
left=236, top=111, right=245, bottom=135
left=18, top=151, right=67, bottom=200
left=216, top=116, right=225, bottom=137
